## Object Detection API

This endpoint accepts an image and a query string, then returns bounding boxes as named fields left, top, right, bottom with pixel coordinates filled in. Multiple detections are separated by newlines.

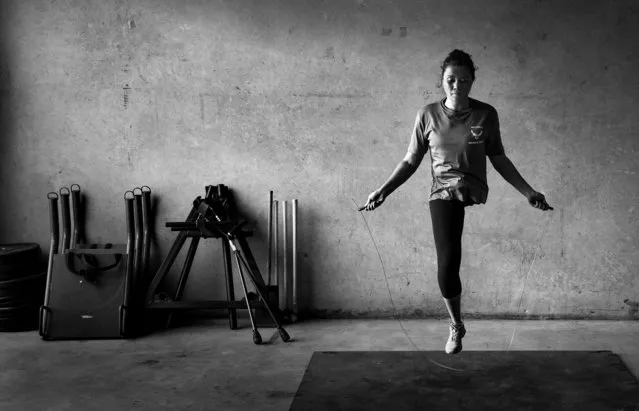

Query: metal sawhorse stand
left=144, top=185, right=291, bottom=345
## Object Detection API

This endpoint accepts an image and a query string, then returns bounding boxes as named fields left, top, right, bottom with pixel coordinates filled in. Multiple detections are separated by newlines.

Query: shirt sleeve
left=485, top=107, right=505, bottom=157
left=407, top=108, right=429, bottom=158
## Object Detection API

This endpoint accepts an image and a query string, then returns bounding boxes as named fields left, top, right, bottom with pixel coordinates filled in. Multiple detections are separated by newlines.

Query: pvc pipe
left=59, top=187, right=71, bottom=254
left=275, top=200, right=283, bottom=311
left=123, top=191, right=136, bottom=310
left=70, top=184, right=81, bottom=249
left=44, top=192, right=59, bottom=305
left=133, top=188, right=143, bottom=285
left=292, top=199, right=298, bottom=317
left=141, top=186, right=152, bottom=286
left=267, top=191, right=273, bottom=287
left=282, top=200, right=288, bottom=312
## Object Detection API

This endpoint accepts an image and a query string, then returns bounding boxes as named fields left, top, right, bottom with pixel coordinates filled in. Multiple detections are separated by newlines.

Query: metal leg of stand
left=235, top=236, right=268, bottom=291
left=145, top=204, right=200, bottom=305
left=145, top=232, right=189, bottom=304
left=166, top=236, right=200, bottom=328
left=232, top=244, right=262, bottom=345
left=222, top=238, right=237, bottom=330
left=234, top=241, right=291, bottom=343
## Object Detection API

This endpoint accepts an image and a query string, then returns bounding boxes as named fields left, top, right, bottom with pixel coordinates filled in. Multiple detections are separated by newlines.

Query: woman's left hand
left=527, top=191, right=553, bottom=211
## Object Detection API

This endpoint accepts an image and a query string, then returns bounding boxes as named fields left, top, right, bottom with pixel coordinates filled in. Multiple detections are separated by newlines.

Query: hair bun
left=441, top=49, right=478, bottom=80
left=449, top=49, right=471, bottom=59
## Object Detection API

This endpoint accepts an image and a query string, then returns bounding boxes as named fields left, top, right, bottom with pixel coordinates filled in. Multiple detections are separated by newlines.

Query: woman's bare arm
left=362, top=152, right=424, bottom=210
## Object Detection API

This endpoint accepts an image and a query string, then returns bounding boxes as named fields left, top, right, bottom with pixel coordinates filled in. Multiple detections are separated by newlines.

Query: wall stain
left=154, top=92, right=159, bottom=136
left=123, top=83, right=130, bottom=109
left=199, top=93, right=204, bottom=121
left=560, top=208, right=565, bottom=258
left=324, top=46, right=334, bottom=59
left=381, top=28, right=392, bottom=36
left=120, top=49, right=131, bottom=74
left=511, top=43, right=529, bottom=68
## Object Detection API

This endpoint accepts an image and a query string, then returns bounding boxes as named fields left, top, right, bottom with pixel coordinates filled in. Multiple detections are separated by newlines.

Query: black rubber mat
left=289, top=351, right=639, bottom=411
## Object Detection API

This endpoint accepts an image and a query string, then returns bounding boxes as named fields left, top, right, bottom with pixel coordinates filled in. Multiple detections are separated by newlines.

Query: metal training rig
left=144, top=184, right=291, bottom=345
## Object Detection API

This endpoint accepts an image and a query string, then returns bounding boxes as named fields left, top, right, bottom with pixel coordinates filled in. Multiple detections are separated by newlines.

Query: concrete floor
left=1, top=318, right=638, bottom=411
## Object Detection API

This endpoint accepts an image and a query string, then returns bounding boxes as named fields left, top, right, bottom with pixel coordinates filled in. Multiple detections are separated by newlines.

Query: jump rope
left=352, top=197, right=555, bottom=372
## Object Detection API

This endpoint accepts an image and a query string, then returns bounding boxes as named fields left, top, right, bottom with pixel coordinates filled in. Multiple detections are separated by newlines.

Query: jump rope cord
left=352, top=199, right=421, bottom=351
left=507, top=210, right=556, bottom=351
left=353, top=198, right=466, bottom=373
left=355, top=198, right=555, bottom=370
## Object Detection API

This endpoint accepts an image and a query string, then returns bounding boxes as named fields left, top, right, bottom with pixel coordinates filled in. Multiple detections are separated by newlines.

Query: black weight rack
left=144, top=184, right=291, bottom=345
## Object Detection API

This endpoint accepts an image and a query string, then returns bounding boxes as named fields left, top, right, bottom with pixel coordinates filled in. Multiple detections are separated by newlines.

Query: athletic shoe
left=445, top=321, right=466, bottom=355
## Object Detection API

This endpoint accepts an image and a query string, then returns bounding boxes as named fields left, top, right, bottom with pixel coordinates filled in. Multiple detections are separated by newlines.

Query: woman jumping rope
left=361, top=49, right=553, bottom=355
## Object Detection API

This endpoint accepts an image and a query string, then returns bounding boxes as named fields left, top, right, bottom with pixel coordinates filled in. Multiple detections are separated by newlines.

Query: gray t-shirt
left=407, top=98, right=505, bottom=205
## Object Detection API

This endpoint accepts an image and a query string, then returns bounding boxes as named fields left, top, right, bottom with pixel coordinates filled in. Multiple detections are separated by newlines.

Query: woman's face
left=442, top=65, right=474, bottom=102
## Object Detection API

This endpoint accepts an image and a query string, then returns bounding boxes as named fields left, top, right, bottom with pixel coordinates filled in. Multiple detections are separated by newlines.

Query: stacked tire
left=0, top=244, right=47, bottom=332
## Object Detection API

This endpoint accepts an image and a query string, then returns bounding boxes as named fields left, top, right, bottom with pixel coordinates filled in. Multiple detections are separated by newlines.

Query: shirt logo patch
left=470, top=126, right=483, bottom=139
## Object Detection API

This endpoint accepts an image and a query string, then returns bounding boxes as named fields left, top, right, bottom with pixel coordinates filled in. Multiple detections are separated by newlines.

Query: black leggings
left=429, top=199, right=467, bottom=299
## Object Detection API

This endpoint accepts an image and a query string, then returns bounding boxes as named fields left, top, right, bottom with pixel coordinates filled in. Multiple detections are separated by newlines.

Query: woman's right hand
left=361, top=189, right=386, bottom=211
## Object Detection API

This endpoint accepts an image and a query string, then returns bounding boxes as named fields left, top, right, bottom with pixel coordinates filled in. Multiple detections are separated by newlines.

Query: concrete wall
left=1, top=0, right=637, bottom=320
